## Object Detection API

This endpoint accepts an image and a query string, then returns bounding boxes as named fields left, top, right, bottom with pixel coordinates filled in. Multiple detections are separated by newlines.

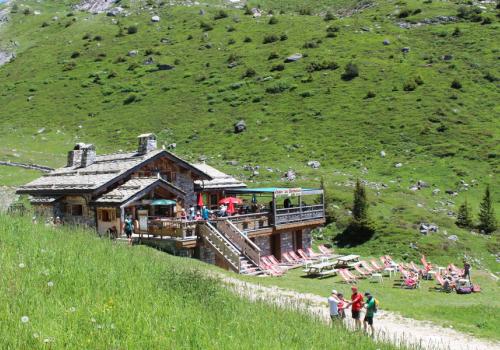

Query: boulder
left=401, top=47, right=410, bottom=53
left=157, top=64, right=174, bottom=71
left=151, top=15, right=160, bottom=22
left=441, top=54, right=453, bottom=61
left=199, top=9, right=205, bottom=15
left=307, top=160, right=321, bottom=169
left=418, top=180, right=430, bottom=188
left=284, top=170, right=296, bottom=181
left=394, top=162, right=403, bottom=168
left=448, top=235, right=458, bottom=242
left=144, top=56, right=154, bottom=65
left=226, top=160, right=239, bottom=166
left=432, top=188, right=441, bottom=195
left=251, top=8, right=262, bottom=17
left=234, top=120, right=246, bottom=133
left=128, top=50, right=138, bottom=57
left=383, top=39, right=390, bottom=45
left=380, top=150, right=386, bottom=157
left=167, top=143, right=176, bottom=149
left=285, top=53, right=303, bottom=63
left=227, top=61, right=238, bottom=68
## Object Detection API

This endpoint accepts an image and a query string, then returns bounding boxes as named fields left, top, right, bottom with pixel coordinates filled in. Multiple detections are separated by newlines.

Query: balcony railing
left=275, top=204, right=325, bottom=225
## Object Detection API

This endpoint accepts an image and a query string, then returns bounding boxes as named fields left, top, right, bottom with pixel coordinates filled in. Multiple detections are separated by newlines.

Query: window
left=98, top=209, right=116, bottom=222
left=210, top=194, right=218, bottom=206
left=70, top=204, right=83, bottom=216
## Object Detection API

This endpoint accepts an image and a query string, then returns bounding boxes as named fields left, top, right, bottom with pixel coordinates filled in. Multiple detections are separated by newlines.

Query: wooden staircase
left=199, top=221, right=263, bottom=275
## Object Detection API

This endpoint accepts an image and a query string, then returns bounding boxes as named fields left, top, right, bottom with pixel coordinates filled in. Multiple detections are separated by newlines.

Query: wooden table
left=335, top=255, right=360, bottom=268
left=303, top=261, right=338, bottom=278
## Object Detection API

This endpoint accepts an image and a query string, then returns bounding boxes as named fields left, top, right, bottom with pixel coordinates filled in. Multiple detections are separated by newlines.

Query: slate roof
left=93, top=178, right=185, bottom=205
left=192, top=163, right=246, bottom=190
left=17, top=149, right=211, bottom=195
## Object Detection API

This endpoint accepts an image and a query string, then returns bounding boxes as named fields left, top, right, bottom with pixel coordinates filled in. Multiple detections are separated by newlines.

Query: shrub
left=270, top=64, right=285, bottom=72
left=187, top=34, right=193, bottom=40
left=324, top=10, right=335, bottom=21
left=23, top=8, right=31, bottom=15
left=484, top=71, right=499, bottom=82
left=266, top=82, right=290, bottom=94
left=326, top=32, right=337, bottom=38
left=114, top=56, right=127, bottom=63
left=299, top=7, right=312, bottom=15
left=365, top=91, right=376, bottom=99
left=200, top=21, right=213, bottom=31
left=62, top=61, right=76, bottom=71
left=127, top=25, right=138, bottom=34
left=452, top=27, right=462, bottom=36
left=303, top=40, right=319, bottom=49
left=414, top=75, right=424, bottom=85
left=243, top=36, right=252, bottom=43
left=263, top=34, right=279, bottom=44
left=227, top=53, right=240, bottom=63
left=403, top=80, right=416, bottom=91
left=214, top=10, right=228, bottom=20
left=306, top=61, right=339, bottom=72
left=228, top=38, right=236, bottom=45
left=451, top=79, right=462, bottom=89
left=242, top=68, right=256, bottom=78
left=481, top=16, right=492, bottom=24
left=127, top=63, right=140, bottom=71
left=300, top=90, right=314, bottom=97
left=243, top=5, right=252, bottom=15
left=457, top=6, right=482, bottom=20
left=280, top=33, right=288, bottom=41
left=268, top=17, right=278, bottom=25
left=123, top=94, right=138, bottom=105
left=93, top=35, right=103, bottom=41
left=107, top=71, right=118, bottom=78
left=41, top=22, right=49, bottom=28
left=10, top=4, right=18, bottom=13
left=70, top=51, right=80, bottom=59
left=268, top=52, right=279, bottom=60
left=341, top=62, right=359, bottom=81
left=398, top=8, right=411, bottom=18
left=326, top=25, right=340, bottom=33
left=227, top=25, right=235, bottom=32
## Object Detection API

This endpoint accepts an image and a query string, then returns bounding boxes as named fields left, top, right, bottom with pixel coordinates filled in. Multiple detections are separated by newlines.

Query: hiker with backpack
left=363, top=292, right=378, bottom=337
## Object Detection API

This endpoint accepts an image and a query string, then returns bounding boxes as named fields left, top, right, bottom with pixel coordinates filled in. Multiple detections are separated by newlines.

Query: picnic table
left=303, top=261, right=338, bottom=278
left=335, top=255, right=360, bottom=268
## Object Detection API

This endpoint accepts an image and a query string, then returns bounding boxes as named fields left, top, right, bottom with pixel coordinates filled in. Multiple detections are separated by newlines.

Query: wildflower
left=90, top=318, right=96, bottom=323
left=33, top=332, right=39, bottom=339
left=47, top=281, right=54, bottom=288
left=110, top=324, right=115, bottom=330
left=43, top=337, right=53, bottom=344
left=19, top=263, right=26, bottom=269
left=21, top=316, right=29, bottom=323
left=69, top=307, right=76, bottom=313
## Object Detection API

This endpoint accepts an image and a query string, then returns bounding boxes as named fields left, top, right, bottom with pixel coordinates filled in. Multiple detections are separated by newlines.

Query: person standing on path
left=463, top=260, right=471, bottom=281
left=363, top=292, right=376, bottom=337
left=327, top=290, right=341, bottom=323
left=347, top=286, right=364, bottom=330
left=124, top=215, right=133, bottom=245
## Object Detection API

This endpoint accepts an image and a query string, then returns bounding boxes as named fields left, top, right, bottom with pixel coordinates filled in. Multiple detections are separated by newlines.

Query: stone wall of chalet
left=175, top=171, right=196, bottom=208
left=302, top=228, right=312, bottom=249
left=280, top=232, right=294, bottom=254
left=253, top=236, right=271, bottom=257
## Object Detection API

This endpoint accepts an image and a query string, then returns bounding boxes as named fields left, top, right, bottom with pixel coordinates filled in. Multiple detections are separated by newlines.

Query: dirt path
left=221, top=276, right=500, bottom=350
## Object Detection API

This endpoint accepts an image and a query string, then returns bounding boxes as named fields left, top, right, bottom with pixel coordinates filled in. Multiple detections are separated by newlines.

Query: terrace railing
left=198, top=222, right=241, bottom=272
left=217, top=220, right=261, bottom=267
left=146, top=218, right=197, bottom=239
left=274, top=204, right=325, bottom=226
left=225, top=212, right=271, bottom=232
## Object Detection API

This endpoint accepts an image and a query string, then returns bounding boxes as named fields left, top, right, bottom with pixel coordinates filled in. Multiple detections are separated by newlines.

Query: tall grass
left=0, top=215, right=396, bottom=349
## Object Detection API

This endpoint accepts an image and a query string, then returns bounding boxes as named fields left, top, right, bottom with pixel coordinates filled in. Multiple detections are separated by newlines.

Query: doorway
left=270, top=234, right=281, bottom=259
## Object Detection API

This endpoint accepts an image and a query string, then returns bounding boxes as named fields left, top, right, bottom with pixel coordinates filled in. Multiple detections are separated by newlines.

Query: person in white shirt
left=328, top=289, right=341, bottom=322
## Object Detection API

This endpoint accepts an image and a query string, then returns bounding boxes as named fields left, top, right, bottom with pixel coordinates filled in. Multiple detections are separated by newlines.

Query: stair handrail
left=199, top=222, right=241, bottom=272
left=219, top=220, right=261, bottom=267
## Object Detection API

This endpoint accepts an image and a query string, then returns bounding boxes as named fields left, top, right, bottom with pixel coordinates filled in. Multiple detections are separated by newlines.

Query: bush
left=326, top=25, right=340, bottom=33
left=365, top=91, right=376, bottom=99
left=268, top=52, right=279, bottom=60
left=62, top=61, right=76, bottom=71
left=228, top=38, right=236, bottom=45
left=324, top=11, right=335, bottom=21
left=242, top=68, right=256, bottom=78
left=451, top=79, right=462, bottom=89
left=484, top=71, right=499, bottom=82
left=452, top=27, right=462, bottom=36
left=403, top=80, right=416, bottom=91
left=299, top=7, right=312, bottom=15
left=187, top=34, right=193, bottom=40
left=227, top=25, right=235, bottom=32
left=481, top=16, right=492, bottom=24
left=107, top=71, right=118, bottom=78
left=341, top=62, right=359, bottom=81
left=93, top=35, right=103, bottom=41
left=114, top=56, right=127, bottom=63
left=263, top=34, right=279, bottom=44
left=23, top=8, right=31, bottom=15
left=303, top=40, right=319, bottom=49
left=70, top=51, right=80, bottom=59
left=127, top=63, right=140, bottom=71
left=268, top=17, right=278, bottom=25
left=214, top=10, right=228, bottom=20
left=227, top=53, right=239, bottom=63
left=200, top=21, right=213, bottom=31
left=123, top=94, right=138, bottom=105
left=280, top=33, right=288, bottom=41
left=306, top=61, right=339, bottom=72
left=243, top=36, right=252, bottom=43
left=127, top=25, right=138, bottom=34
left=270, top=64, right=285, bottom=72
left=414, top=75, right=424, bottom=85
left=266, top=82, right=290, bottom=94
left=41, top=22, right=49, bottom=28
left=326, top=32, right=337, bottom=38
left=398, top=8, right=411, bottom=18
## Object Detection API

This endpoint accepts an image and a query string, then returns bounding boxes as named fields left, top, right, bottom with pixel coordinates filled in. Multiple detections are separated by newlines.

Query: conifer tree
left=352, top=179, right=368, bottom=224
left=478, top=185, right=497, bottom=234
left=456, top=198, right=473, bottom=228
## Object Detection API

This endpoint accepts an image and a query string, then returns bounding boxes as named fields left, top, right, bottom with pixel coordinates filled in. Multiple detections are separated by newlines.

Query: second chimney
left=137, top=133, right=157, bottom=154
left=67, top=143, right=96, bottom=168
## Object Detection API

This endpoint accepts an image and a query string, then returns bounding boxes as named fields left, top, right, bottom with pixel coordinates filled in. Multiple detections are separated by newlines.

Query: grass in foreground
left=0, top=215, right=396, bottom=350
left=237, top=258, right=500, bottom=340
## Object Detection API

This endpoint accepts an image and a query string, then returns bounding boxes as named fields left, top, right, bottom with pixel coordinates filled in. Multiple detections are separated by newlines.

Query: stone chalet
left=17, top=134, right=326, bottom=274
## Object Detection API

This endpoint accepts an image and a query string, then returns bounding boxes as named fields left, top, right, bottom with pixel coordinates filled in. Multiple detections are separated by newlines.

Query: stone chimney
left=67, top=143, right=96, bottom=168
left=137, top=133, right=157, bottom=154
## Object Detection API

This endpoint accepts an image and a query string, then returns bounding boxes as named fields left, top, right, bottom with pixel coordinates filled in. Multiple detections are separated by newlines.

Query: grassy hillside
left=0, top=0, right=498, bottom=265
left=0, top=214, right=398, bottom=349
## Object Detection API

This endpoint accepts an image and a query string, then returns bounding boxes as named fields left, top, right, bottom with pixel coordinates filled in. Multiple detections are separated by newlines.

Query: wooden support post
left=299, top=194, right=303, bottom=220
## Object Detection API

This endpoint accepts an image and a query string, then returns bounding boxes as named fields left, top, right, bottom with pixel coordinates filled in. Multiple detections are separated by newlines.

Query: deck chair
left=282, top=252, right=302, bottom=267
left=344, top=269, right=358, bottom=281
left=290, top=251, right=308, bottom=263
left=339, top=269, right=357, bottom=284
left=360, top=261, right=376, bottom=273
left=261, top=256, right=274, bottom=267
left=318, top=244, right=334, bottom=256
left=402, top=277, right=419, bottom=289
left=353, top=263, right=371, bottom=278
left=298, top=249, right=318, bottom=261
left=369, top=259, right=384, bottom=271
left=306, top=247, right=325, bottom=259
left=269, top=254, right=293, bottom=268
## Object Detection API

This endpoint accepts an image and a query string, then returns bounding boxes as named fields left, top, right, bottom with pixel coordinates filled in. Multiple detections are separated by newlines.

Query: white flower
left=47, top=281, right=54, bottom=287
left=33, top=333, right=39, bottom=339
left=69, top=307, right=76, bottom=313
left=19, top=263, right=26, bottom=269
left=43, top=338, right=53, bottom=344
left=21, top=316, right=29, bottom=323
left=90, top=318, right=96, bottom=323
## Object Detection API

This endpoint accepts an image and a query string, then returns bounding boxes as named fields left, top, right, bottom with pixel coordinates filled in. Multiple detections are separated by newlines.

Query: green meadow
left=0, top=215, right=398, bottom=349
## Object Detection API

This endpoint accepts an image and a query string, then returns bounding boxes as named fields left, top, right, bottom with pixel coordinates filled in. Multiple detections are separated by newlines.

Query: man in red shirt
left=347, top=286, right=364, bottom=329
